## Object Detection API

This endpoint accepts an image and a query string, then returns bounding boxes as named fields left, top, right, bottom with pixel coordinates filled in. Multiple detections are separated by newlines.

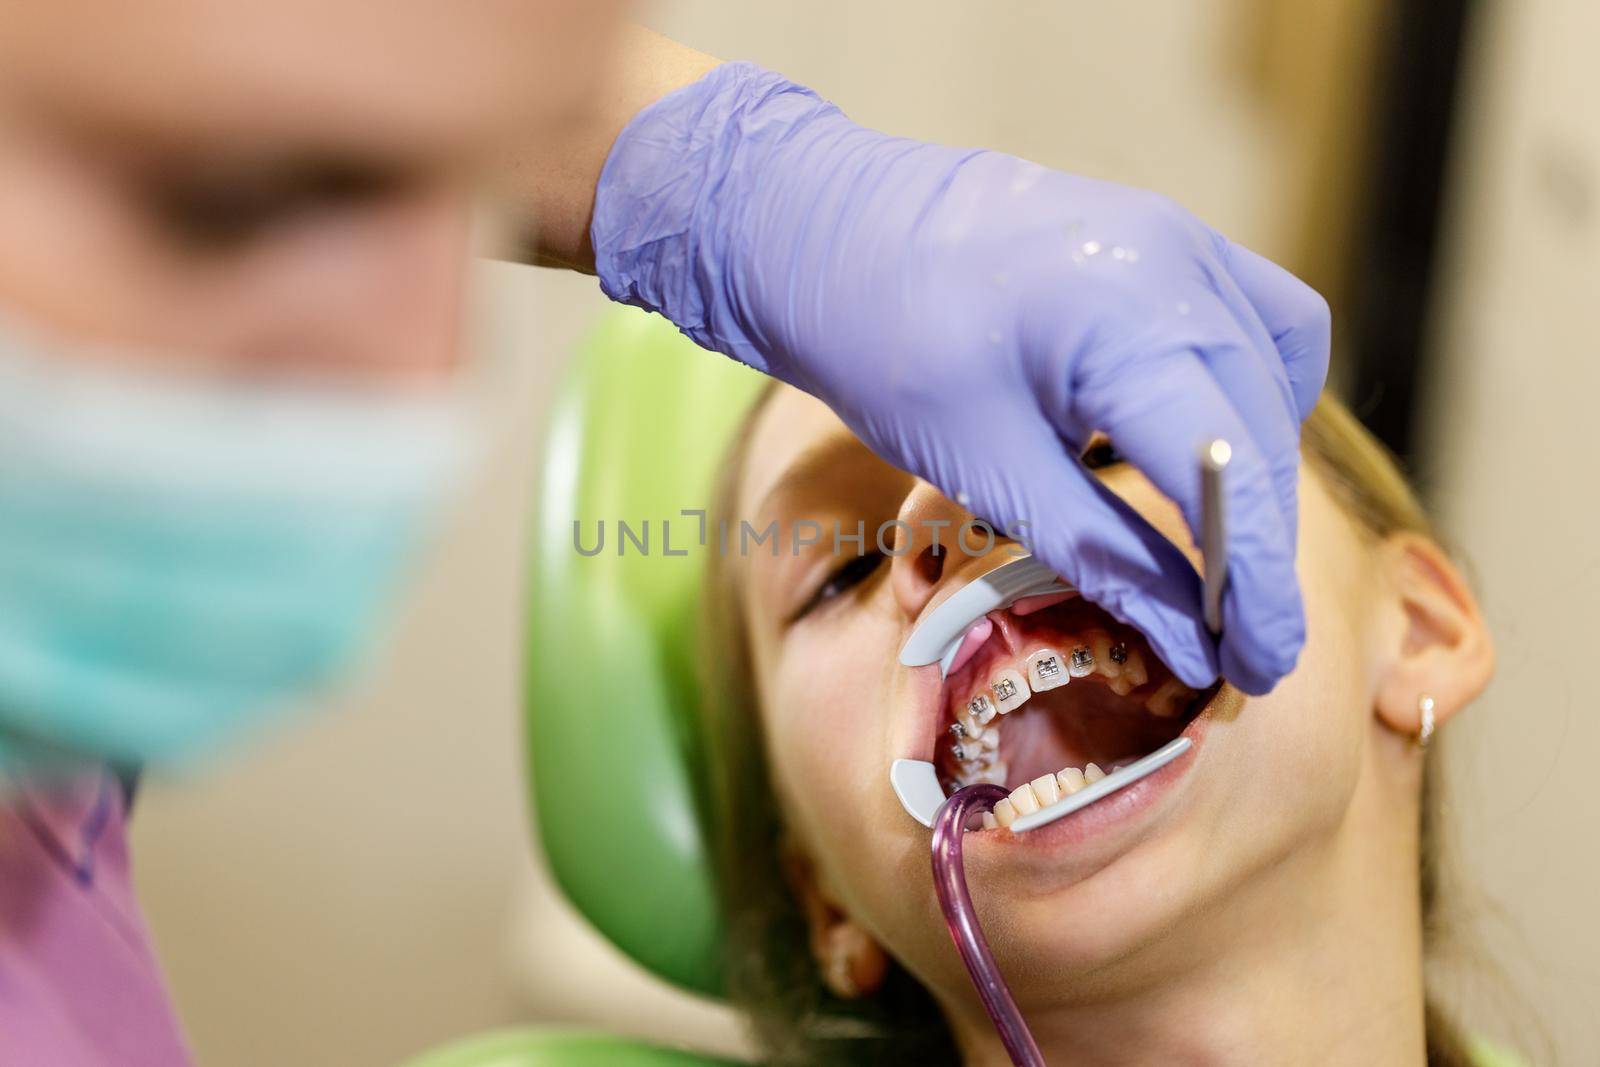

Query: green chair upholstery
left=523, top=308, right=766, bottom=996
left=402, top=310, right=760, bottom=1065
left=401, top=1029, right=739, bottom=1067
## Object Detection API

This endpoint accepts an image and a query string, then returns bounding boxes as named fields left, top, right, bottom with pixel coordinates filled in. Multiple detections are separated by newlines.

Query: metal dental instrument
left=1200, top=437, right=1231, bottom=636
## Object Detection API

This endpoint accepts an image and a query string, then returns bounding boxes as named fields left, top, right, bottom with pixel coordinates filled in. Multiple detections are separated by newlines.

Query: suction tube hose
left=930, top=783, right=1046, bottom=1067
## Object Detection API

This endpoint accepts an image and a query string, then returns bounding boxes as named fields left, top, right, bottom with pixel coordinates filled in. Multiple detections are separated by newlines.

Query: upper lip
left=983, top=608, right=1025, bottom=658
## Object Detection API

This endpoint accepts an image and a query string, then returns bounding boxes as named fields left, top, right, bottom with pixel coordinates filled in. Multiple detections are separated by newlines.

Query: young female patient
left=698, top=383, right=1497, bottom=1066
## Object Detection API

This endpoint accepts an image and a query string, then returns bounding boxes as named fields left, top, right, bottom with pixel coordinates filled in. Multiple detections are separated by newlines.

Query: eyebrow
left=754, top=431, right=876, bottom=519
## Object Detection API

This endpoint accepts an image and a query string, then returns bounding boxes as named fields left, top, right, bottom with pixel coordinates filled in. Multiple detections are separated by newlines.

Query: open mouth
left=889, top=557, right=1220, bottom=833
left=934, top=593, right=1216, bottom=829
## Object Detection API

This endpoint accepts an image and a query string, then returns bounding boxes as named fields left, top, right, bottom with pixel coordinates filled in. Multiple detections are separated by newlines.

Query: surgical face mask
left=0, top=319, right=479, bottom=776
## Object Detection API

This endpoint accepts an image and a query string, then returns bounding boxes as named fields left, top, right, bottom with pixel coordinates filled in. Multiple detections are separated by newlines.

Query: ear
left=1371, top=533, right=1494, bottom=741
left=781, top=840, right=888, bottom=999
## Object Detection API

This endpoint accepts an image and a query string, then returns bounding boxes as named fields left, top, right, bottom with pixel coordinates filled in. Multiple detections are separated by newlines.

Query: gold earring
left=1416, top=695, right=1435, bottom=749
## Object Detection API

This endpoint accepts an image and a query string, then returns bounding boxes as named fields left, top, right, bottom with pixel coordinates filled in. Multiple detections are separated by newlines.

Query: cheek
left=758, top=600, right=906, bottom=889
left=1220, top=496, right=1375, bottom=845
left=0, top=131, right=166, bottom=339
left=1262, top=563, right=1369, bottom=778
left=764, top=616, right=886, bottom=827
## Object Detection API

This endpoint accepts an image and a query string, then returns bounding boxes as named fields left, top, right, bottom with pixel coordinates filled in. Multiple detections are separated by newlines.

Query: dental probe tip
left=1199, top=438, right=1229, bottom=637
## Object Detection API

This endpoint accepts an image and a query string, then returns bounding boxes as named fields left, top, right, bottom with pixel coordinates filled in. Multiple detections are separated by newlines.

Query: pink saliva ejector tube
left=930, top=783, right=1046, bottom=1067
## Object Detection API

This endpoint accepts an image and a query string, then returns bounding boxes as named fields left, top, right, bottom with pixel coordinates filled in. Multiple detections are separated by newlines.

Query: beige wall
left=1426, top=0, right=1600, bottom=1060
left=127, top=2, right=1594, bottom=1064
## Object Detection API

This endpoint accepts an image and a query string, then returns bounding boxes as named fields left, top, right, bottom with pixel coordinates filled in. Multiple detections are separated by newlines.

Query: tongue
left=996, top=682, right=1187, bottom=790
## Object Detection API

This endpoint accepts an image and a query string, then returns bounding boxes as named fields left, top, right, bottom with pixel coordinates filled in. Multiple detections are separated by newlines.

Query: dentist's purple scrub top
left=1, top=771, right=194, bottom=1066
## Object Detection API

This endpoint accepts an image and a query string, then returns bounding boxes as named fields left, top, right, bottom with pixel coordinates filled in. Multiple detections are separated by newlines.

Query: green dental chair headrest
left=403, top=309, right=755, bottom=1067
left=524, top=307, right=766, bottom=997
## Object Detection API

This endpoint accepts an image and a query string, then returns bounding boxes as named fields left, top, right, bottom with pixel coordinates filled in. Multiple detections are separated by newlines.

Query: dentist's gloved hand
left=591, top=63, right=1330, bottom=695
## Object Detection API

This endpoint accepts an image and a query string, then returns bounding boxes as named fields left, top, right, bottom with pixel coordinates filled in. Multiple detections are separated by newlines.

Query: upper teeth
left=945, top=637, right=1196, bottom=789
left=990, top=668, right=1028, bottom=713
left=985, top=640, right=1155, bottom=716
left=1026, top=649, right=1068, bottom=691
left=1146, top=677, right=1190, bottom=717
left=1068, top=646, right=1094, bottom=677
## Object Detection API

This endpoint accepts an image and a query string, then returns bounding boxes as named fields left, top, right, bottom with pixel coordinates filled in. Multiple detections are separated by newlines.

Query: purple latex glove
left=591, top=63, right=1330, bottom=695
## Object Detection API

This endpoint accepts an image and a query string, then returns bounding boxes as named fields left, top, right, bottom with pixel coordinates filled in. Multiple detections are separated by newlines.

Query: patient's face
left=731, top=386, right=1384, bottom=1019
left=0, top=0, right=625, bottom=380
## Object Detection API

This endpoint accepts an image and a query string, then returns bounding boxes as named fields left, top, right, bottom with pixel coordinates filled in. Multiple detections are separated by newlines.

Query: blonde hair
left=699, top=389, right=1477, bottom=1066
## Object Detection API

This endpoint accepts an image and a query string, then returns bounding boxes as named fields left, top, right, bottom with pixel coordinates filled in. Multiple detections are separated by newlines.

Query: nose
left=888, top=481, right=1010, bottom=624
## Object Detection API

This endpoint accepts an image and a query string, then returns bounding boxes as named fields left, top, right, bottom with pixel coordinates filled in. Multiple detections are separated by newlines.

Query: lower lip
left=967, top=690, right=1224, bottom=863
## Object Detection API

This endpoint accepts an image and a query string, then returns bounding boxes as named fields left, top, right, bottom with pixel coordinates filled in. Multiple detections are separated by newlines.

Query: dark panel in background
left=1342, top=0, right=1476, bottom=475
